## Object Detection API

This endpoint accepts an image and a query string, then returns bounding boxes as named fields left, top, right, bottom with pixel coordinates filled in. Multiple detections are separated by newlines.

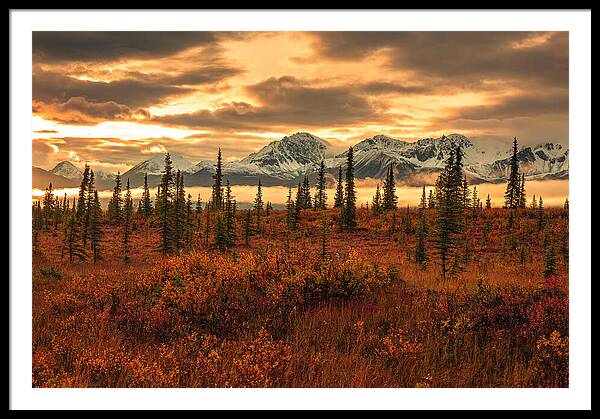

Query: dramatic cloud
left=150, top=76, right=392, bottom=131
left=448, top=91, right=568, bottom=121
left=31, top=31, right=569, bottom=172
left=33, top=31, right=223, bottom=63
left=33, top=97, right=149, bottom=125
left=309, top=31, right=568, bottom=89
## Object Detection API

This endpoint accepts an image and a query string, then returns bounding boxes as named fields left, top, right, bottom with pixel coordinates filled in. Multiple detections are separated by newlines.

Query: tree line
left=33, top=137, right=567, bottom=278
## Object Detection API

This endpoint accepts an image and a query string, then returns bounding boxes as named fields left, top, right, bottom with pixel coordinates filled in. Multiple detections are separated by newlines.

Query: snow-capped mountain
left=324, top=133, right=568, bottom=184
left=124, top=153, right=195, bottom=177
left=474, top=143, right=569, bottom=180
left=240, top=132, right=329, bottom=178
left=50, top=161, right=82, bottom=179
left=36, top=132, right=567, bottom=189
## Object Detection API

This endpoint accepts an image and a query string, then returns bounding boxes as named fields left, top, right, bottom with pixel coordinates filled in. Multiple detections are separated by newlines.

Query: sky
left=32, top=31, right=569, bottom=173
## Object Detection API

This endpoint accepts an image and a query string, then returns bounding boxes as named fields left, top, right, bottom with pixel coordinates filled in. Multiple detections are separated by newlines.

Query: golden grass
left=32, top=207, right=569, bottom=387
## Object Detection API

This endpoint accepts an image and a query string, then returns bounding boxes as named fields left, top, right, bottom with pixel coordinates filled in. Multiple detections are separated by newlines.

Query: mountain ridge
left=33, top=132, right=568, bottom=189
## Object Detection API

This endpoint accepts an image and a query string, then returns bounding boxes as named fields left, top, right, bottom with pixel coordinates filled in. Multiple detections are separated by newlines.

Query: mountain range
left=32, top=132, right=569, bottom=189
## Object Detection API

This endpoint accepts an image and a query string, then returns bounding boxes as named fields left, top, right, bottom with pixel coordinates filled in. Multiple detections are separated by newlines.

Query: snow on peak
left=50, top=161, right=82, bottom=179
left=127, top=153, right=195, bottom=176
left=240, top=132, right=329, bottom=176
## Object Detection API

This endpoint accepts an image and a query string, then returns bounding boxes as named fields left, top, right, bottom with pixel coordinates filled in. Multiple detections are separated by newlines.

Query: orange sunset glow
left=32, top=31, right=568, bottom=173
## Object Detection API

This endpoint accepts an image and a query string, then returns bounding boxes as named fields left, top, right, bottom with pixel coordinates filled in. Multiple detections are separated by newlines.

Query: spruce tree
left=158, top=154, right=175, bottom=254
left=531, top=194, right=537, bottom=210
left=254, top=179, right=264, bottom=224
left=224, top=180, right=236, bottom=246
left=212, top=212, right=228, bottom=251
left=537, top=196, right=545, bottom=231
left=372, top=184, right=382, bottom=215
left=122, top=178, right=133, bottom=258
left=342, top=147, right=357, bottom=229
left=471, top=186, right=480, bottom=215
left=333, top=166, right=344, bottom=208
left=504, top=137, right=521, bottom=209
left=83, top=169, right=95, bottom=246
left=42, top=183, right=55, bottom=229
left=518, top=173, right=527, bottom=208
left=211, top=148, right=224, bottom=210
left=173, top=170, right=187, bottom=253
left=243, top=209, right=253, bottom=245
left=89, top=190, right=102, bottom=263
left=140, top=173, right=153, bottom=220
left=544, top=241, right=557, bottom=277
left=432, top=146, right=465, bottom=279
left=63, top=212, right=87, bottom=263
left=107, top=172, right=123, bottom=224
left=419, top=186, right=427, bottom=211
left=286, top=186, right=296, bottom=231
left=415, top=209, right=427, bottom=268
left=302, top=174, right=312, bottom=209
left=295, top=182, right=304, bottom=211
left=485, top=194, right=492, bottom=210
left=76, top=165, right=90, bottom=220
left=462, top=174, right=470, bottom=210
left=564, top=198, right=569, bottom=211
left=204, top=209, right=210, bottom=247
left=382, top=164, right=397, bottom=212
left=195, top=194, right=203, bottom=233
left=185, top=193, right=193, bottom=248
left=315, top=160, right=327, bottom=210
left=320, top=214, right=330, bottom=260
left=294, top=183, right=302, bottom=224
left=428, top=189, right=436, bottom=209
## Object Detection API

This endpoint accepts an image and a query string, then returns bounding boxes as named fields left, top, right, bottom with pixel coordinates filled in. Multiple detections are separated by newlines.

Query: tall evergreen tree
left=544, top=241, right=557, bottom=278
left=254, top=178, right=264, bottom=223
left=140, top=173, right=153, bottom=220
left=76, top=165, right=90, bottom=220
left=89, top=190, right=102, bottom=263
left=83, top=169, right=95, bottom=246
left=302, top=174, right=312, bottom=209
left=243, top=209, right=254, bottom=245
left=173, top=170, right=186, bottom=253
left=211, top=148, right=224, bottom=210
left=185, top=193, right=193, bottom=248
left=195, top=194, right=203, bottom=233
left=428, top=189, right=436, bottom=209
left=212, top=213, right=228, bottom=251
left=286, top=186, right=296, bottom=231
left=485, top=194, right=492, bottom=209
left=42, top=183, right=55, bottom=229
left=419, top=186, right=427, bottom=210
left=531, top=194, right=538, bottom=210
left=158, top=153, right=175, bottom=254
left=107, top=172, right=123, bottom=224
left=224, top=180, right=236, bottom=246
left=122, top=178, right=133, bottom=258
left=342, top=147, right=357, bottom=229
left=462, top=175, right=471, bottom=210
left=564, top=197, right=569, bottom=211
left=504, top=137, right=521, bottom=209
left=471, top=186, right=480, bottom=215
left=314, top=160, right=327, bottom=210
left=382, top=164, right=397, bottom=211
left=333, top=166, right=344, bottom=208
left=415, top=210, right=428, bottom=268
left=372, top=184, right=382, bottom=215
left=320, top=214, right=330, bottom=260
left=537, top=196, right=545, bottom=231
left=432, top=146, right=465, bottom=279
left=518, top=173, right=527, bottom=208
left=63, top=212, right=87, bottom=263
